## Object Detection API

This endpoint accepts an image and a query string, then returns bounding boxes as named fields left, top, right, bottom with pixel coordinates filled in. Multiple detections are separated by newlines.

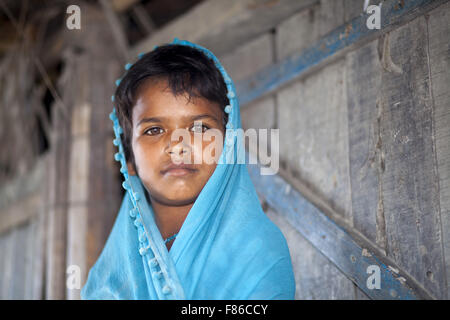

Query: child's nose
left=167, top=142, right=189, bottom=155
left=165, top=131, right=192, bottom=158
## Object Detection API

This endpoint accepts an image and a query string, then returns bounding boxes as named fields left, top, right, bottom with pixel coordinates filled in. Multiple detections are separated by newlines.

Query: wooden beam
left=246, top=156, right=433, bottom=299
left=131, top=4, right=156, bottom=35
left=0, top=156, right=46, bottom=234
left=0, top=194, right=41, bottom=234
left=131, top=0, right=318, bottom=58
left=99, top=0, right=130, bottom=61
left=428, top=1, right=450, bottom=299
left=235, top=0, right=449, bottom=106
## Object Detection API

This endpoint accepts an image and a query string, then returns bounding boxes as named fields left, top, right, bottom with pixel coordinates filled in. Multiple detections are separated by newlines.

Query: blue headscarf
left=81, top=38, right=295, bottom=300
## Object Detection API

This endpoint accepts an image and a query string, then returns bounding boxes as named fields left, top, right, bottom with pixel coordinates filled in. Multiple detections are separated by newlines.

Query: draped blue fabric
left=81, top=39, right=295, bottom=300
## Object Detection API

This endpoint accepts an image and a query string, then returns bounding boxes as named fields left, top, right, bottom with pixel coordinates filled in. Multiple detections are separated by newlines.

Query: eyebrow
left=137, top=114, right=219, bottom=127
left=191, top=114, right=219, bottom=122
left=137, top=117, right=161, bottom=126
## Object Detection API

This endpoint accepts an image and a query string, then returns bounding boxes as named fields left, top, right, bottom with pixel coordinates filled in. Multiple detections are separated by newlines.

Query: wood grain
left=427, top=1, right=450, bottom=299
left=346, top=40, right=385, bottom=250
left=378, top=17, right=445, bottom=299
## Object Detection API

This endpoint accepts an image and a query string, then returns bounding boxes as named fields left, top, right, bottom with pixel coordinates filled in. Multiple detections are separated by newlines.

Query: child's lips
left=160, top=162, right=198, bottom=177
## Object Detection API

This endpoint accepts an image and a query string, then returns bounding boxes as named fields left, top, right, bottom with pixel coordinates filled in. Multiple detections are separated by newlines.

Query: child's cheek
left=133, top=140, right=160, bottom=173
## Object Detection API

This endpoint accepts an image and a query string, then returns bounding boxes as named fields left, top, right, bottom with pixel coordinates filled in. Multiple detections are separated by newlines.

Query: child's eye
left=144, top=127, right=164, bottom=135
left=190, top=124, right=210, bottom=133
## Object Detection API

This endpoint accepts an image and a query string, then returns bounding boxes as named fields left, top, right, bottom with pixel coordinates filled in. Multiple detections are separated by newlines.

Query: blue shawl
left=81, top=38, right=295, bottom=300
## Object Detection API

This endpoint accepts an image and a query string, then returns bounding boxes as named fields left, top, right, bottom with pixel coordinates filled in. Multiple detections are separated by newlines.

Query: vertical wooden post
left=49, top=3, right=123, bottom=299
left=45, top=97, right=71, bottom=299
left=66, top=100, right=90, bottom=300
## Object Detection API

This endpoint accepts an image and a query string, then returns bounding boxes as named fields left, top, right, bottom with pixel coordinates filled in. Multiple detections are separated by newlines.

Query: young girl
left=81, top=38, right=295, bottom=300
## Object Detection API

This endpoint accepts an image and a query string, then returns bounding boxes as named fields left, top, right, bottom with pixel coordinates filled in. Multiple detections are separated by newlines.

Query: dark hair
left=114, top=43, right=229, bottom=166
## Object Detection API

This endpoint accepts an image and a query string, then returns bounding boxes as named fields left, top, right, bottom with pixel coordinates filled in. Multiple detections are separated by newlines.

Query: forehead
left=132, top=79, right=222, bottom=123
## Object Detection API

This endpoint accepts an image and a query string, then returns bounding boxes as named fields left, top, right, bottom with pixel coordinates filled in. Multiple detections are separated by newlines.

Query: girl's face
left=127, top=79, right=225, bottom=206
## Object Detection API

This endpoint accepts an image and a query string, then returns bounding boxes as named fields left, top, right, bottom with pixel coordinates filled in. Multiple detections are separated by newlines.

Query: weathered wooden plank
left=266, top=207, right=357, bottom=299
left=220, top=33, right=274, bottom=83
left=67, top=100, right=90, bottom=300
left=10, top=223, right=28, bottom=299
left=132, top=0, right=318, bottom=58
left=0, top=158, right=45, bottom=233
left=44, top=130, right=56, bottom=300
left=1, top=229, right=15, bottom=299
left=99, top=0, right=130, bottom=61
left=344, top=0, right=366, bottom=23
left=45, top=103, right=70, bottom=300
left=67, top=113, right=90, bottom=300
left=0, top=193, right=42, bottom=235
left=276, top=0, right=345, bottom=62
left=67, top=206, right=87, bottom=300
left=237, top=0, right=449, bottom=106
left=426, top=1, right=450, bottom=299
left=275, top=2, right=320, bottom=62
left=29, top=155, right=50, bottom=300
left=32, top=201, right=46, bottom=299
left=318, top=0, right=345, bottom=37
left=247, top=159, right=432, bottom=299
left=346, top=40, right=385, bottom=250
left=46, top=206, right=68, bottom=300
left=23, top=212, right=45, bottom=300
left=0, top=210, right=43, bottom=299
left=43, top=5, right=118, bottom=299
left=67, top=97, right=90, bottom=297
left=240, top=95, right=276, bottom=166
left=47, top=6, right=124, bottom=297
left=0, top=231, right=6, bottom=299
left=24, top=217, right=36, bottom=299
left=86, top=128, right=122, bottom=271
left=277, top=59, right=352, bottom=222
left=86, top=37, right=122, bottom=274
left=378, top=16, right=445, bottom=299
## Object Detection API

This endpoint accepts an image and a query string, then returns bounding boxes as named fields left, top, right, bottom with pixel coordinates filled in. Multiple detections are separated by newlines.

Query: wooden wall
left=217, top=0, right=450, bottom=299
left=0, top=159, right=47, bottom=299
left=46, top=4, right=123, bottom=299
left=0, top=3, right=122, bottom=300
left=1, top=0, right=449, bottom=300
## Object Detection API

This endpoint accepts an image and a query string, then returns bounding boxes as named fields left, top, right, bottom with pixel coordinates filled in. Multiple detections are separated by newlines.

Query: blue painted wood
left=236, top=0, right=448, bottom=106
left=247, top=163, right=432, bottom=300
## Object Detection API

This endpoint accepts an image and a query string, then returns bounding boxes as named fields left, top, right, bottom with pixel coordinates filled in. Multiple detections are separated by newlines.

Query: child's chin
left=158, top=190, right=200, bottom=206
left=162, top=194, right=199, bottom=206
